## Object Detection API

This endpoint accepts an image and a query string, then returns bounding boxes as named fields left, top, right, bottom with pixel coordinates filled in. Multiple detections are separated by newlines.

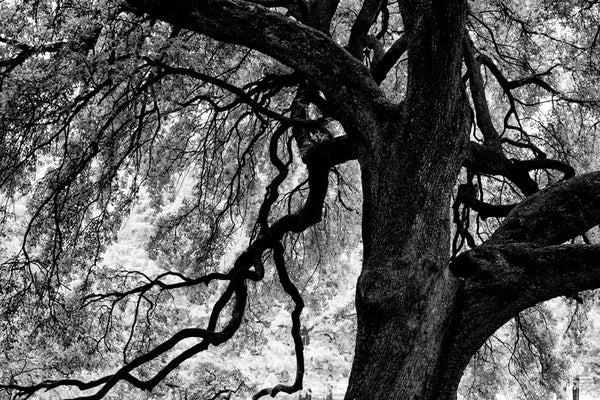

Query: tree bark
left=344, top=2, right=471, bottom=399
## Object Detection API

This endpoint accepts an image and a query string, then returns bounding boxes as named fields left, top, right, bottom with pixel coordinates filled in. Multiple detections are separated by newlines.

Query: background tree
left=1, top=0, right=600, bottom=399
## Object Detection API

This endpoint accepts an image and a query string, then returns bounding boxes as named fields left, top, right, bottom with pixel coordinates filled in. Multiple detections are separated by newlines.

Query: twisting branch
left=256, top=124, right=293, bottom=234
left=460, top=32, right=577, bottom=227
left=252, top=242, right=305, bottom=399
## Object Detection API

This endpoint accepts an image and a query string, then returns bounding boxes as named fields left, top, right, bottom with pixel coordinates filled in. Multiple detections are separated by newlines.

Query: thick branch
left=125, top=0, right=387, bottom=135
left=447, top=173, right=600, bottom=385
left=347, top=0, right=384, bottom=59
left=445, top=243, right=600, bottom=385
left=309, top=0, right=341, bottom=34
left=370, top=34, right=409, bottom=84
left=487, top=171, right=600, bottom=246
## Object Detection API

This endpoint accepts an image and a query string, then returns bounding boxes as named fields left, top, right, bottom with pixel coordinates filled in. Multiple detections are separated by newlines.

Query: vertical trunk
left=346, top=118, right=467, bottom=400
left=346, top=3, right=469, bottom=397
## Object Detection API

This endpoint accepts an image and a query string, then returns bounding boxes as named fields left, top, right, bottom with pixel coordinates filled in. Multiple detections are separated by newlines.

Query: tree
left=1, top=0, right=600, bottom=399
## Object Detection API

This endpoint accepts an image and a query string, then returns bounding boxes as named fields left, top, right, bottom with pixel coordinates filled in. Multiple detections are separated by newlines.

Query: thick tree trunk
left=347, top=78, right=469, bottom=400
left=343, top=3, right=471, bottom=398
left=347, top=151, right=464, bottom=399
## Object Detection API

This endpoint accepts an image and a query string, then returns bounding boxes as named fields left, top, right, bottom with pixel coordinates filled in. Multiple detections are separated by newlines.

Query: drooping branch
left=2, top=282, right=246, bottom=400
left=0, top=28, right=101, bottom=88
left=2, top=86, right=359, bottom=399
left=252, top=241, right=305, bottom=399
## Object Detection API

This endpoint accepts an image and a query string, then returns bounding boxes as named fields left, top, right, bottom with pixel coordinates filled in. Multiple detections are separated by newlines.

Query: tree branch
left=347, top=0, right=384, bottom=59
left=125, top=0, right=387, bottom=135
left=456, top=183, right=515, bottom=219
left=463, top=36, right=502, bottom=150
left=445, top=242, right=600, bottom=386
left=370, top=34, right=409, bottom=84
left=309, top=0, right=341, bottom=34
left=486, top=171, right=600, bottom=246
left=253, top=242, right=305, bottom=399
left=144, top=58, right=314, bottom=126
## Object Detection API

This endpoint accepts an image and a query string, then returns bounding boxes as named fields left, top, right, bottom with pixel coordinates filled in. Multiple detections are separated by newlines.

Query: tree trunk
left=347, top=146, right=465, bottom=399
left=347, top=79, right=469, bottom=400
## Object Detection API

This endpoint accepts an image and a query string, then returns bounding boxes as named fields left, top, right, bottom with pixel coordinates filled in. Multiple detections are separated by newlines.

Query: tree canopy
left=1, top=0, right=600, bottom=399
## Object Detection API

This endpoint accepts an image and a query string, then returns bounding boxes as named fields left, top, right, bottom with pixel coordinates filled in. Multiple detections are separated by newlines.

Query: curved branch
left=511, top=158, right=575, bottom=180
left=444, top=242, right=600, bottom=389
left=253, top=242, right=305, bottom=399
left=347, top=0, right=384, bottom=59
left=125, top=0, right=387, bottom=135
left=448, top=169, right=600, bottom=361
left=456, top=183, right=515, bottom=219
left=487, top=171, right=600, bottom=246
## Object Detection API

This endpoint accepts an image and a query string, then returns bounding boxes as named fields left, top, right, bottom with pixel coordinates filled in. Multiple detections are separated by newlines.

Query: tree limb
left=487, top=171, right=600, bottom=246
left=445, top=242, right=600, bottom=386
left=347, top=0, right=384, bottom=59
left=370, top=34, right=409, bottom=84
left=125, top=0, right=387, bottom=135
left=463, top=36, right=502, bottom=150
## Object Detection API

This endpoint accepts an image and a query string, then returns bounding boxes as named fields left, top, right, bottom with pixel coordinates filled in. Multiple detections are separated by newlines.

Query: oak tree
left=1, top=0, right=600, bottom=399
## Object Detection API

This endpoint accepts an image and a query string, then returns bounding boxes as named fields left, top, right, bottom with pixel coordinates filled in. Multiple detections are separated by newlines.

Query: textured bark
left=345, top=3, right=471, bottom=399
